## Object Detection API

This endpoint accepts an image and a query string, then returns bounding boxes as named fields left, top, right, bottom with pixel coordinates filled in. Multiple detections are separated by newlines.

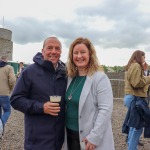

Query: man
left=0, top=55, right=16, bottom=138
left=17, top=61, right=24, bottom=78
left=10, top=37, right=67, bottom=150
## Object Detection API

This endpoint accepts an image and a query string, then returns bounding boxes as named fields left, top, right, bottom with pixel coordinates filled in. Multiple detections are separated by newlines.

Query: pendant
left=68, top=95, right=72, bottom=100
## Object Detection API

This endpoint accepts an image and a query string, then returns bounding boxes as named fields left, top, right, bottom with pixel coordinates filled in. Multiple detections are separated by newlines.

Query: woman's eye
left=73, top=52, right=78, bottom=54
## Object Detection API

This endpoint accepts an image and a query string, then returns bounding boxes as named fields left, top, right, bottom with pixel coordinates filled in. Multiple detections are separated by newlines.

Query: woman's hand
left=82, top=138, right=96, bottom=150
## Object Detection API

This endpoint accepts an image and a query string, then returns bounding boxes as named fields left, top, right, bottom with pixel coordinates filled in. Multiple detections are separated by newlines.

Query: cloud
left=144, top=44, right=150, bottom=52
left=3, top=17, right=101, bottom=46
left=1, top=0, right=150, bottom=51
left=5, top=17, right=51, bottom=44
left=75, top=0, right=150, bottom=48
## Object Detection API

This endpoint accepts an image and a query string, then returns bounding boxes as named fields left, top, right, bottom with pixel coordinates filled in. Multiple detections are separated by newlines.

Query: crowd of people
left=0, top=36, right=150, bottom=150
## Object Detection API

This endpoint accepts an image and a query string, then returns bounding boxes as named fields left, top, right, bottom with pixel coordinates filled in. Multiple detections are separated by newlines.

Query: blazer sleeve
left=86, top=72, right=113, bottom=145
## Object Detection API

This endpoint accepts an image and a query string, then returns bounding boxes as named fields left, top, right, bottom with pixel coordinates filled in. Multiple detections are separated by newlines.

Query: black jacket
left=122, top=97, right=150, bottom=138
left=0, top=60, right=8, bottom=67
left=10, top=52, right=67, bottom=150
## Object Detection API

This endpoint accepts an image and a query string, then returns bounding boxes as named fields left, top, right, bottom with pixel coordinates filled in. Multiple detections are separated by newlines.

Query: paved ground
left=112, top=99, right=150, bottom=150
left=0, top=99, right=150, bottom=150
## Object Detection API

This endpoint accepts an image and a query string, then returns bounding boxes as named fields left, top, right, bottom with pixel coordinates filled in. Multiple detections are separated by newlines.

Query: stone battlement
left=0, top=28, right=13, bottom=60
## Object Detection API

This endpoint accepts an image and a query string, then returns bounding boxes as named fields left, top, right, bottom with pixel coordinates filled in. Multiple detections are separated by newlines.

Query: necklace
left=68, top=77, right=85, bottom=100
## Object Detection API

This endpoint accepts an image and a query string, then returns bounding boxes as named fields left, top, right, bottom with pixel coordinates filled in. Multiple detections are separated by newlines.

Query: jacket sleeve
left=8, top=66, right=16, bottom=92
left=86, top=73, right=113, bottom=145
left=127, top=63, right=150, bottom=88
left=10, top=70, right=44, bottom=114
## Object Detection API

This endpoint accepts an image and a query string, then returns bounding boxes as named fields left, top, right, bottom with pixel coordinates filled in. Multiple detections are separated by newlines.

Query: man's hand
left=43, top=102, right=60, bottom=116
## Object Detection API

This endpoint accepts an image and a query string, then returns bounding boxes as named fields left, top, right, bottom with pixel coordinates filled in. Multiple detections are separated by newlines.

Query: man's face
left=20, top=63, right=24, bottom=67
left=42, top=38, right=62, bottom=67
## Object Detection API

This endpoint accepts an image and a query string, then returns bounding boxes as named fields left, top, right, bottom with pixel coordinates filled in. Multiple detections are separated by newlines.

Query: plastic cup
left=50, top=96, right=61, bottom=103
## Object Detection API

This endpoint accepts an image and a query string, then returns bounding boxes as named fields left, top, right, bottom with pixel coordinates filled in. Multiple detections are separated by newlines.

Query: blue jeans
left=128, top=127, right=143, bottom=150
left=124, top=94, right=135, bottom=109
left=0, top=96, right=11, bottom=125
left=124, top=95, right=143, bottom=150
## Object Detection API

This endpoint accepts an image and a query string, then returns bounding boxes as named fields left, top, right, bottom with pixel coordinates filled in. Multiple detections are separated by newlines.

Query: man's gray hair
left=43, top=37, right=62, bottom=48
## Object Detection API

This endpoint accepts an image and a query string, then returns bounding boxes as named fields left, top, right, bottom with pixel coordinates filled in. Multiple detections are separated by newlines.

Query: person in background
left=0, top=55, right=16, bottom=137
left=17, top=62, right=24, bottom=78
left=143, top=61, right=150, bottom=106
left=64, top=37, right=114, bottom=150
left=123, top=50, right=150, bottom=150
left=143, top=61, right=150, bottom=76
left=10, top=37, right=67, bottom=150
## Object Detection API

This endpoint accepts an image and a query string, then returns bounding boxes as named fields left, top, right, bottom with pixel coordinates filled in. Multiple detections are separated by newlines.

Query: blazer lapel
left=79, top=76, right=93, bottom=114
left=67, top=77, right=73, bottom=90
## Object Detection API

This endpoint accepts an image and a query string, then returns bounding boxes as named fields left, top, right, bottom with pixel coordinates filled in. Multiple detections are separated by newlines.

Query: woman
left=124, top=50, right=150, bottom=150
left=64, top=37, right=114, bottom=150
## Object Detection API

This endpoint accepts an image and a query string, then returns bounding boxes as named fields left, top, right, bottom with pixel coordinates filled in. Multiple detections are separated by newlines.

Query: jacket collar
left=33, top=52, right=66, bottom=78
left=0, top=61, right=8, bottom=67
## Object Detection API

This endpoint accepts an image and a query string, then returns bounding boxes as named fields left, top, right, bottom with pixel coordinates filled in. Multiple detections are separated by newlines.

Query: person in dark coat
left=10, top=37, right=67, bottom=150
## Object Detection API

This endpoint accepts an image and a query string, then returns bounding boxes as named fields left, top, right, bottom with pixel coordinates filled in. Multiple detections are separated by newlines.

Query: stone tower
left=0, top=28, right=13, bottom=60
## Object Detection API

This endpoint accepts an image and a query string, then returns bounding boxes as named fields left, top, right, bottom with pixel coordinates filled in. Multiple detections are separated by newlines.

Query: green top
left=65, top=76, right=86, bottom=131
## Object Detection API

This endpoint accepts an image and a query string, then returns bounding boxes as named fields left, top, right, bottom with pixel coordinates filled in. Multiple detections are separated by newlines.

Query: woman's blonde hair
left=67, top=37, right=103, bottom=77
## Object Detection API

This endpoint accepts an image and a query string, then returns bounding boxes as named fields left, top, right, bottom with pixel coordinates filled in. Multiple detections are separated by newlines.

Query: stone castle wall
left=0, top=28, right=13, bottom=60
left=106, top=72, right=125, bottom=99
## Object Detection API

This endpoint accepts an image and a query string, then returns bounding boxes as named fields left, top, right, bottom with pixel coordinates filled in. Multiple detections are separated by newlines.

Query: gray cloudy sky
left=0, top=0, right=150, bottom=66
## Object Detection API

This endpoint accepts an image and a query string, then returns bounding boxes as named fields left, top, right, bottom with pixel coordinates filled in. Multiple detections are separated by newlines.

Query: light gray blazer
left=64, top=71, right=115, bottom=150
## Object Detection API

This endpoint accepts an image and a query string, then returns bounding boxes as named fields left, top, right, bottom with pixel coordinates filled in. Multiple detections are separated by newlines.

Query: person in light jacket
left=0, top=55, right=16, bottom=137
left=64, top=37, right=114, bottom=150
left=123, top=50, right=150, bottom=150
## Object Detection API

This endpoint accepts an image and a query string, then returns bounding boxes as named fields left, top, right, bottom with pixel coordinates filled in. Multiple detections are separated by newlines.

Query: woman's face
left=72, top=43, right=90, bottom=70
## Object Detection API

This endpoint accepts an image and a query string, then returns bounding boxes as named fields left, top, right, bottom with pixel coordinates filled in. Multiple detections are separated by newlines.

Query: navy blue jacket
left=0, top=61, right=8, bottom=67
left=122, top=97, right=150, bottom=138
left=10, top=52, right=67, bottom=150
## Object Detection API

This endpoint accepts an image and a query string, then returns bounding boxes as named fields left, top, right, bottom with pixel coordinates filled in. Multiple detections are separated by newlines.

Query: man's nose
left=51, top=48, right=57, bottom=53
